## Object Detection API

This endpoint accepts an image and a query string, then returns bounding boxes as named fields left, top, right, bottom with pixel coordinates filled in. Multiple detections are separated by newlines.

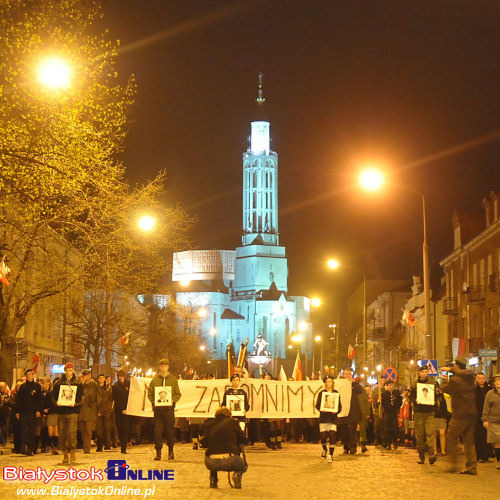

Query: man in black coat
left=441, top=357, right=478, bottom=475
left=112, top=370, right=130, bottom=454
left=202, top=406, right=248, bottom=489
left=338, top=368, right=363, bottom=454
left=474, top=372, right=492, bottom=462
left=14, top=368, right=43, bottom=455
left=381, top=380, right=402, bottom=450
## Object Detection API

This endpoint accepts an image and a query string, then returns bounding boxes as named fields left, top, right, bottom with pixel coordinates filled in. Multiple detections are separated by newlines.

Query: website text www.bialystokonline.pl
left=16, top=485, right=157, bottom=498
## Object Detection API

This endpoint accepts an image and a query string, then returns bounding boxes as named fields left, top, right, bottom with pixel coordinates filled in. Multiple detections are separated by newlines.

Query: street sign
left=479, top=348, right=497, bottom=358
left=383, top=366, right=398, bottom=382
left=419, top=359, right=438, bottom=376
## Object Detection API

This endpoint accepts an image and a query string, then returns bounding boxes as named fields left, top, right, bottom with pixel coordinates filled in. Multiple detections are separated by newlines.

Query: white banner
left=126, top=377, right=352, bottom=419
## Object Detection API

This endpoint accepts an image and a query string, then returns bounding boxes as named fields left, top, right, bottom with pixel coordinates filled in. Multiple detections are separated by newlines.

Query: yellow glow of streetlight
left=329, top=323, right=337, bottom=329
left=327, top=259, right=339, bottom=270
left=137, top=215, right=156, bottom=232
left=180, top=279, right=191, bottom=287
left=288, top=345, right=293, bottom=349
left=197, top=307, right=208, bottom=318
left=209, top=327, right=217, bottom=335
left=376, top=364, right=382, bottom=372
left=314, top=335, right=322, bottom=342
left=359, top=168, right=384, bottom=192
left=311, top=297, right=322, bottom=308
left=291, top=334, right=303, bottom=343
left=298, top=321, right=308, bottom=332
left=37, top=56, right=72, bottom=90
left=199, top=345, right=206, bottom=351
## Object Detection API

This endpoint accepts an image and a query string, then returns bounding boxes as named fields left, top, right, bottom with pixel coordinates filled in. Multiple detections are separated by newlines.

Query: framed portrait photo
left=58, top=385, right=77, bottom=407
left=226, top=394, right=245, bottom=417
left=320, top=391, right=339, bottom=413
left=416, top=383, right=435, bottom=405
left=154, top=386, right=172, bottom=407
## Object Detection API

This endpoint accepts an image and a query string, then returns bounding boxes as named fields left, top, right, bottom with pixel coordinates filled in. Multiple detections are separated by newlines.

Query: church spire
left=255, top=72, right=265, bottom=106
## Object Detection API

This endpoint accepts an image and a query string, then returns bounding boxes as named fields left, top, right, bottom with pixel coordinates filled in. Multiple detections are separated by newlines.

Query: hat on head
left=230, top=373, right=240, bottom=381
left=24, top=368, right=33, bottom=375
left=81, top=369, right=91, bottom=376
left=453, top=357, right=467, bottom=369
left=97, top=373, right=105, bottom=378
left=64, top=362, right=74, bottom=370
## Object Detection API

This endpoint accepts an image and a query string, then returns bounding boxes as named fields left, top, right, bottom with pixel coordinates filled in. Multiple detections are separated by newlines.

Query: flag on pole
left=0, top=258, right=10, bottom=286
left=114, top=331, right=132, bottom=345
left=227, top=344, right=234, bottom=379
left=292, top=350, right=303, bottom=381
left=278, top=365, right=287, bottom=381
left=347, top=344, right=356, bottom=360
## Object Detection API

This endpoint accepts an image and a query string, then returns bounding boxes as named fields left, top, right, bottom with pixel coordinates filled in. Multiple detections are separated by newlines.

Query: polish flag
left=347, top=344, right=356, bottom=360
left=278, top=365, right=287, bottom=381
left=0, top=259, right=10, bottom=286
left=292, top=350, right=303, bottom=381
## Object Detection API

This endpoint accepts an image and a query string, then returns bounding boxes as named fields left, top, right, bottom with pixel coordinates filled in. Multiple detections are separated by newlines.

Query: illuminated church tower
left=233, top=75, right=289, bottom=294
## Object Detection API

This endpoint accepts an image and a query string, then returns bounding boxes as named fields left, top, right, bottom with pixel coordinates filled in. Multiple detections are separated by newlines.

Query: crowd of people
left=0, top=355, right=499, bottom=489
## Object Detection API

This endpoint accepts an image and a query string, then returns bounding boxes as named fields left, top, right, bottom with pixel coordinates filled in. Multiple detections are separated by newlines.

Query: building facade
left=440, top=191, right=500, bottom=371
left=165, top=80, right=311, bottom=368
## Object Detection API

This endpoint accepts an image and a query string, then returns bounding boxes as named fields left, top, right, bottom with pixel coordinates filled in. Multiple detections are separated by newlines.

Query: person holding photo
left=315, top=375, right=342, bottom=462
left=482, top=373, right=500, bottom=469
left=409, top=365, right=437, bottom=465
left=147, top=358, right=181, bottom=461
left=222, top=374, right=249, bottom=419
left=52, top=362, right=83, bottom=464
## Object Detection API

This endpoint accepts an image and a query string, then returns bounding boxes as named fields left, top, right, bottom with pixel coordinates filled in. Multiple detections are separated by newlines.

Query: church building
left=168, top=77, right=312, bottom=367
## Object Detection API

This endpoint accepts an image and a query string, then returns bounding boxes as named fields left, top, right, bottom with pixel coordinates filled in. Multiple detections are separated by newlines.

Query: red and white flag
left=0, top=258, right=10, bottom=286
left=278, top=365, right=287, bottom=381
left=347, top=344, right=356, bottom=360
left=114, top=331, right=132, bottom=345
left=292, top=350, right=303, bottom=381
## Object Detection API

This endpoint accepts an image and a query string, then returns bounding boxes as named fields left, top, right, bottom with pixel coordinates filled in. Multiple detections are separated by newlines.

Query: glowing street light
left=376, top=364, right=382, bottom=372
left=197, top=307, right=208, bottom=319
left=199, top=345, right=206, bottom=351
left=209, top=327, right=217, bottom=335
left=327, top=259, right=339, bottom=270
left=298, top=321, right=308, bottom=332
left=137, top=215, right=156, bottom=232
left=314, top=335, right=322, bottom=342
left=358, top=167, right=384, bottom=192
left=291, top=334, right=303, bottom=343
left=311, top=297, right=322, bottom=308
left=37, top=56, right=72, bottom=90
left=180, top=279, right=191, bottom=287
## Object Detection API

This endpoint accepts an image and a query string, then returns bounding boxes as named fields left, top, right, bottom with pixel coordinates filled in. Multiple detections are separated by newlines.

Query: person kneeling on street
left=201, top=406, right=248, bottom=489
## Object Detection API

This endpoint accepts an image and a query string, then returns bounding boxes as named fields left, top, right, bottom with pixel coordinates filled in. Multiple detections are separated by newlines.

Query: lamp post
left=314, top=335, right=322, bottom=378
left=327, top=259, right=367, bottom=365
left=358, top=168, right=432, bottom=359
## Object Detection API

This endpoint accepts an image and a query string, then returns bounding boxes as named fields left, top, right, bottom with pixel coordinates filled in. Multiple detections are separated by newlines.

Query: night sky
left=102, top=0, right=499, bottom=318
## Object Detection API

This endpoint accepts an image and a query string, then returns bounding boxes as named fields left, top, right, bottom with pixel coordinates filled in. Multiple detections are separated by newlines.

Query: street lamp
left=37, top=56, right=72, bottom=90
left=314, top=335, right=323, bottom=378
left=327, top=259, right=367, bottom=365
left=137, top=214, right=156, bottom=232
left=359, top=167, right=432, bottom=358
left=311, top=297, right=322, bottom=308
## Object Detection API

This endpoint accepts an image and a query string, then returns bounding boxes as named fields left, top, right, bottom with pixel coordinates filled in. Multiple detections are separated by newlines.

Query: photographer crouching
left=201, top=406, right=248, bottom=489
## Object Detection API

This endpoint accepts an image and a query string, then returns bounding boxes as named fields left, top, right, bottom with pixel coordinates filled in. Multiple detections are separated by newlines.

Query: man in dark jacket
left=14, top=368, right=43, bottom=455
left=52, top=362, right=83, bottom=464
left=201, top=406, right=248, bottom=489
left=381, top=380, right=402, bottom=450
left=147, top=358, right=181, bottom=461
left=78, top=369, right=98, bottom=454
left=112, top=369, right=131, bottom=454
left=441, top=357, right=478, bottom=475
left=410, top=365, right=437, bottom=464
left=338, top=368, right=363, bottom=454
left=96, top=374, right=113, bottom=451
left=474, top=372, right=492, bottom=462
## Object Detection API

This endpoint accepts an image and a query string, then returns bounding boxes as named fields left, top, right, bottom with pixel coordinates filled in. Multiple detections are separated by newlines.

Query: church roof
left=221, top=308, right=245, bottom=320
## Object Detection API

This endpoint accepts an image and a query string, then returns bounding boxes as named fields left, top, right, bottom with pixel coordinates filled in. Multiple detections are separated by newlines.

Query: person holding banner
left=315, top=375, right=342, bottom=462
left=147, top=358, right=181, bottom=461
left=338, top=368, right=363, bottom=454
